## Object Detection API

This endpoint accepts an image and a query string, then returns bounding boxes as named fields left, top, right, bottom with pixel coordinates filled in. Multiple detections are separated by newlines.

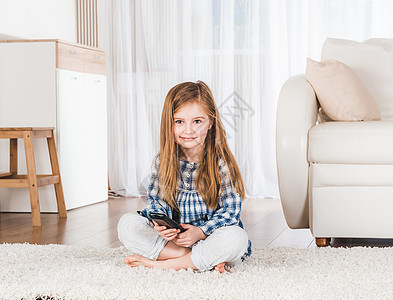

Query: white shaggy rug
left=1, top=243, right=393, bottom=299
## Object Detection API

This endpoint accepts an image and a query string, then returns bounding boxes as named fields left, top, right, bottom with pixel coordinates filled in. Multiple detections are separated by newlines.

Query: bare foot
left=124, top=252, right=197, bottom=271
left=214, top=262, right=226, bottom=273
left=124, top=255, right=157, bottom=268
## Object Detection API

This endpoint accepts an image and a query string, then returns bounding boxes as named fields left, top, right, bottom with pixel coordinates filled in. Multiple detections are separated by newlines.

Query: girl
left=117, top=81, right=251, bottom=273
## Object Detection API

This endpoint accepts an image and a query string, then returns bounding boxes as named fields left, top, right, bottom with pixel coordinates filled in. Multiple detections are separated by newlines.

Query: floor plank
left=2, top=197, right=393, bottom=249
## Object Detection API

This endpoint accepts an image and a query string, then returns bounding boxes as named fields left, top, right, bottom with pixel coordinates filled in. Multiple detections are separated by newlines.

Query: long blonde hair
left=158, top=81, right=245, bottom=210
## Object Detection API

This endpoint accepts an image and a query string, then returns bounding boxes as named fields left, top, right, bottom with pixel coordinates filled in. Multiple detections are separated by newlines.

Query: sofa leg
left=315, top=238, right=331, bottom=247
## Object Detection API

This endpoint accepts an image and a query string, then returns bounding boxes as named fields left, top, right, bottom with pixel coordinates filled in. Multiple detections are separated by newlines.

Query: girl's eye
left=174, top=120, right=183, bottom=124
left=194, top=119, right=202, bottom=124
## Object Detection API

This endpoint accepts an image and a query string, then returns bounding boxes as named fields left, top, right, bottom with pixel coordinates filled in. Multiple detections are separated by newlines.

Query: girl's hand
left=174, top=224, right=207, bottom=247
left=152, top=221, right=180, bottom=241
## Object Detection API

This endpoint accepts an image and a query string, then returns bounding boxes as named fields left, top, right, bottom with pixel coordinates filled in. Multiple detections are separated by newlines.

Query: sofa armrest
left=276, top=75, right=318, bottom=229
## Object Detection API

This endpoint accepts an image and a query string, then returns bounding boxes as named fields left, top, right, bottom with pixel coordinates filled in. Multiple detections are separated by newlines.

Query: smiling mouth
left=180, top=137, right=196, bottom=141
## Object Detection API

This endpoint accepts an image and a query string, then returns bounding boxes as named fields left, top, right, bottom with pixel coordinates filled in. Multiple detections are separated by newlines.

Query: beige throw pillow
left=306, top=58, right=381, bottom=121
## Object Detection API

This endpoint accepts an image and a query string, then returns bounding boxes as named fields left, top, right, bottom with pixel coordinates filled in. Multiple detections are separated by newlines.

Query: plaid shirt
left=141, top=155, right=252, bottom=256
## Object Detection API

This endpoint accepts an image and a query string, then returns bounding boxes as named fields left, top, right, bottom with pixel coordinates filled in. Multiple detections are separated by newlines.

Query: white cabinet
left=0, top=40, right=107, bottom=212
left=56, top=70, right=107, bottom=210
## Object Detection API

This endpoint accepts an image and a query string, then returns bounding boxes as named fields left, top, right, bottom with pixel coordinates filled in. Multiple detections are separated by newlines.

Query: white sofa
left=276, top=38, right=393, bottom=246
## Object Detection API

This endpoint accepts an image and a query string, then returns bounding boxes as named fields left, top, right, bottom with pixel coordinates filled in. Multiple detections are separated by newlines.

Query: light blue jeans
left=117, top=213, right=249, bottom=271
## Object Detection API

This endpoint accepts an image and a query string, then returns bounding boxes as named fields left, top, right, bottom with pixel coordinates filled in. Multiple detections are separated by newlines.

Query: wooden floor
left=1, top=197, right=393, bottom=248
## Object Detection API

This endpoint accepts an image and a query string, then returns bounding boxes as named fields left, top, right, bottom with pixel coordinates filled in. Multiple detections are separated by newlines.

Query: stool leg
left=47, top=131, right=67, bottom=218
left=23, top=131, right=41, bottom=227
left=10, top=138, right=18, bottom=175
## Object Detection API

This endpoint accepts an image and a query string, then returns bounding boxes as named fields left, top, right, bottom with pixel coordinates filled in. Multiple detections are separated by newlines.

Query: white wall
left=0, top=0, right=77, bottom=42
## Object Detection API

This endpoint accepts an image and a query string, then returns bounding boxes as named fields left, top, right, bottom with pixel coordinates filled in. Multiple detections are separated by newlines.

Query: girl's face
left=173, top=101, right=212, bottom=161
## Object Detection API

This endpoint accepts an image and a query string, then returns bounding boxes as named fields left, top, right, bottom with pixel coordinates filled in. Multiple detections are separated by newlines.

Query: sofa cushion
left=306, top=58, right=381, bottom=121
left=322, top=38, right=393, bottom=120
left=308, top=121, right=393, bottom=164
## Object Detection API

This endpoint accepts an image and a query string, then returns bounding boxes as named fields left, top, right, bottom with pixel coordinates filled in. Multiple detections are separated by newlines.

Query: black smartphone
left=149, top=212, right=186, bottom=232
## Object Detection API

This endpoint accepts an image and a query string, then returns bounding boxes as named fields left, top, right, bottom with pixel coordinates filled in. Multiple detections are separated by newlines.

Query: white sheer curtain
left=98, top=0, right=393, bottom=198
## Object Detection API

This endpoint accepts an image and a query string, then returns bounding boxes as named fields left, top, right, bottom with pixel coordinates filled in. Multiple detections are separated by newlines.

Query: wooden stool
left=0, top=127, right=67, bottom=226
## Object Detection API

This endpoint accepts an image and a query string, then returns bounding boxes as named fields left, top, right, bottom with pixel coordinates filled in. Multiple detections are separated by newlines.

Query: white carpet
left=1, top=243, right=393, bottom=299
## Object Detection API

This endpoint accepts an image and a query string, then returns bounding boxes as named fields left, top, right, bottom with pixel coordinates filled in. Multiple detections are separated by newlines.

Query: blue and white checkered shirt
left=141, top=155, right=252, bottom=256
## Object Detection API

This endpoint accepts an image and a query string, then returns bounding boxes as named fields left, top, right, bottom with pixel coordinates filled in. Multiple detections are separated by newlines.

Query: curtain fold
left=99, top=0, right=393, bottom=198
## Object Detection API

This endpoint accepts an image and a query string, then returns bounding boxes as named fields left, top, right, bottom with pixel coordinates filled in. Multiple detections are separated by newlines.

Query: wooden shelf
left=0, top=174, right=60, bottom=188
